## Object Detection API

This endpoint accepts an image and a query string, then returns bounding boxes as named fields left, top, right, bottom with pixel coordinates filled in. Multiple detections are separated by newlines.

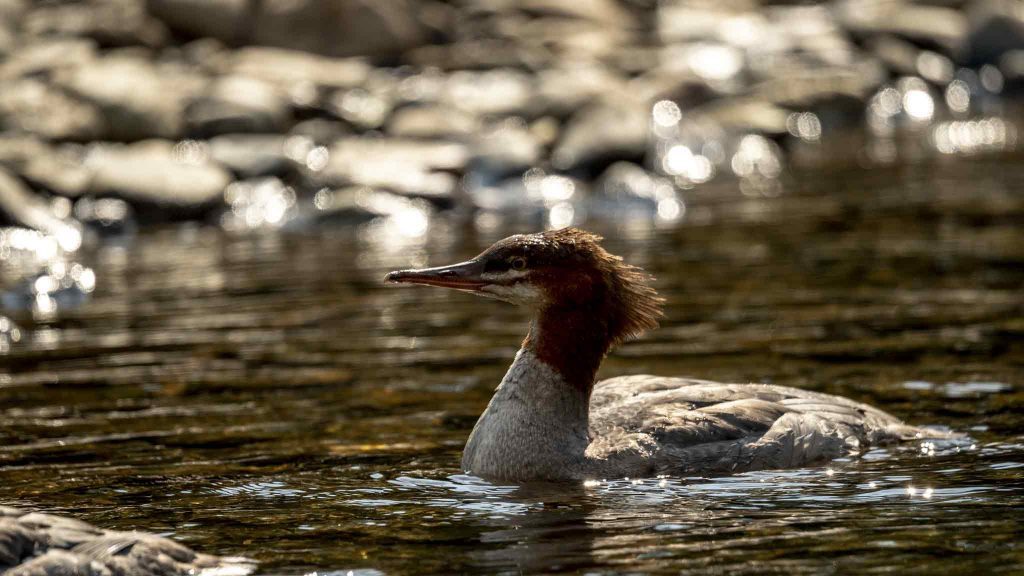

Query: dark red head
left=386, top=228, right=664, bottom=359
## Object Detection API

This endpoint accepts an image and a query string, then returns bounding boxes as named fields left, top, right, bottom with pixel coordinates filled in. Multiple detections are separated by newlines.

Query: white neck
left=461, top=349, right=591, bottom=481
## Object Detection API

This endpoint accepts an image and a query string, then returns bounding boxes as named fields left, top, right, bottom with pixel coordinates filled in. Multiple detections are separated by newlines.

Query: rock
left=0, top=39, right=97, bottom=80
left=0, top=168, right=83, bottom=252
left=223, top=46, right=370, bottom=91
left=552, top=97, right=649, bottom=171
left=517, top=0, right=634, bottom=27
left=329, top=87, right=394, bottom=131
left=386, top=104, right=479, bottom=139
left=0, top=136, right=92, bottom=197
left=147, top=0, right=435, bottom=58
left=24, top=0, right=169, bottom=48
left=318, top=138, right=467, bottom=200
left=186, top=75, right=292, bottom=137
left=54, top=54, right=205, bottom=141
left=834, top=0, right=968, bottom=56
left=536, top=65, right=627, bottom=117
left=470, top=119, right=543, bottom=177
left=289, top=119, right=352, bottom=145
left=442, top=69, right=535, bottom=116
left=85, top=140, right=233, bottom=218
left=966, top=0, right=1024, bottom=66
left=208, top=134, right=294, bottom=178
left=691, top=98, right=792, bottom=135
left=0, top=508, right=255, bottom=576
left=0, top=79, right=106, bottom=141
left=311, top=186, right=433, bottom=226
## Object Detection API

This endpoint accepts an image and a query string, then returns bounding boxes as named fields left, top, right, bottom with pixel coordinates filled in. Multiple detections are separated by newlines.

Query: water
left=1, top=158, right=1023, bottom=574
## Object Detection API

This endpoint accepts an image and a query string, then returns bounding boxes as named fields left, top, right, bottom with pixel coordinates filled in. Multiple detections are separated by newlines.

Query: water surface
left=1, top=158, right=1023, bottom=574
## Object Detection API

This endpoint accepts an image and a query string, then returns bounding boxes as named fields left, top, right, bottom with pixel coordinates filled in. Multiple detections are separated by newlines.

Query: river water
left=1, top=157, right=1022, bottom=574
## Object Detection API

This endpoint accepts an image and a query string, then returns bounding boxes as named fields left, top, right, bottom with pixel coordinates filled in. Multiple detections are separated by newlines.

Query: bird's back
left=585, top=376, right=934, bottom=477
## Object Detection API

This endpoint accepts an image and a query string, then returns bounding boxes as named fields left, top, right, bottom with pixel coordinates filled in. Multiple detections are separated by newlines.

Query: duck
left=386, top=227, right=948, bottom=482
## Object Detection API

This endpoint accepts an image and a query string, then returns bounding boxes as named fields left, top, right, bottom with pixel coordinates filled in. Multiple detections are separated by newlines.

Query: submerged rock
left=0, top=506, right=255, bottom=575
left=84, top=140, right=232, bottom=218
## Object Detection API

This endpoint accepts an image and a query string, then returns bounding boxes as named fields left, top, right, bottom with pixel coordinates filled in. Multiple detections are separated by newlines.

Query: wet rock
left=0, top=79, right=106, bottom=141
left=55, top=55, right=205, bottom=141
left=868, top=36, right=955, bottom=84
left=186, top=75, right=292, bottom=137
left=536, top=65, right=627, bottom=117
left=966, top=0, right=1024, bottom=66
left=0, top=137, right=92, bottom=197
left=515, top=0, right=634, bottom=26
left=691, top=98, right=792, bottom=135
left=470, top=119, right=543, bottom=176
left=148, top=0, right=435, bottom=58
left=85, top=140, right=232, bottom=218
left=289, top=119, right=352, bottom=145
left=223, top=46, right=370, bottom=91
left=24, top=0, right=169, bottom=48
left=0, top=168, right=83, bottom=252
left=386, top=104, right=479, bottom=139
left=442, top=69, right=535, bottom=116
left=311, top=186, right=432, bottom=226
left=208, top=134, right=294, bottom=178
left=329, top=87, right=394, bottom=131
left=0, top=507, right=255, bottom=576
left=0, top=39, right=97, bottom=80
left=552, top=97, right=649, bottom=171
left=835, top=0, right=968, bottom=56
left=750, top=59, right=887, bottom=109
left=318, top=138, right=467, bottom=201
left=0, top=315, right=23, bottom=353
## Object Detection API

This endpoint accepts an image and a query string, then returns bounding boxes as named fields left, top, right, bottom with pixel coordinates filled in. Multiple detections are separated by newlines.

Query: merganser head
left=385, top=227, right=663, bottom=346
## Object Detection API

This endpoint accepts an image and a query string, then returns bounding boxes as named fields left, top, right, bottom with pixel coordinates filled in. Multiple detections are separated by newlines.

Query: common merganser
left=386, top=228, right=946, bottom=481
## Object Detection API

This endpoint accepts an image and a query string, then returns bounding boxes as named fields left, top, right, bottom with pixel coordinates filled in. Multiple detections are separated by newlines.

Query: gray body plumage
left=463, top=352, right=928, bottom=481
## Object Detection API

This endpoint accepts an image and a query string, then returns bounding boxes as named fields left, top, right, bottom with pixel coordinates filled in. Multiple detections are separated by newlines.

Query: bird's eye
left=510, top=257, right=527, bottom=270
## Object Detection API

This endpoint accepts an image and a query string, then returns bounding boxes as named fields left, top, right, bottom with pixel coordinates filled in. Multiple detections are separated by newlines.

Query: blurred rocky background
left=1, top=0, right=1023, bottom=333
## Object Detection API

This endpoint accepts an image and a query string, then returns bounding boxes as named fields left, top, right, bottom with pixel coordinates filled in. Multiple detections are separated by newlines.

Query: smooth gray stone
left=54, top=55, right=204, bottom=141
left=85, top=140, right=232, bottom=217
left=552, top=97, right=649, bottom=171
left=147, top=0, right=436, bottom=58
left=24, top=0, right=169, bottom=48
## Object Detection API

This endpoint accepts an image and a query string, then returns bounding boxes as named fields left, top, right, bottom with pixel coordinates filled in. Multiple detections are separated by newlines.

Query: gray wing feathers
left=588, top=375, right=929, bottom=476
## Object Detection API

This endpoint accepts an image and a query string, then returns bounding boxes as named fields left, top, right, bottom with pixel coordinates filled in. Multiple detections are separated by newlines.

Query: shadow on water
left=1, top=158, right=1023, bottom=573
